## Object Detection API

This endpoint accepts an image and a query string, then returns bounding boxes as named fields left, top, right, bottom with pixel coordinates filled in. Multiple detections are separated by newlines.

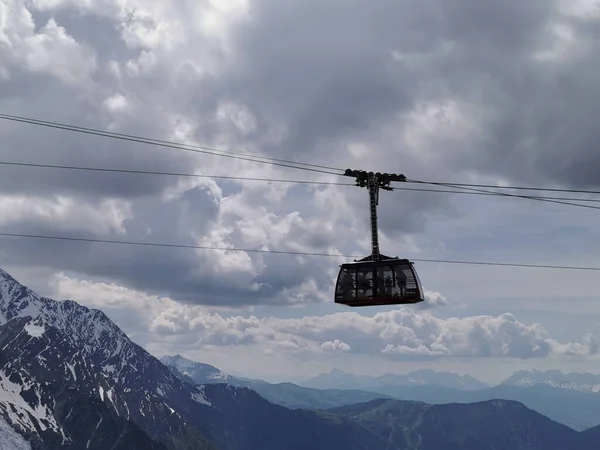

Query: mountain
left=159, top=355, right=242, bottom=386
left=300, top=368, right=490, bottom=391
left=177, top=384, right=600, bottom=450
left=189, top=384, right=391, bottom=450
left=581, top=423, right=600, bottom=440
left=3, top=265, right=600, bottom=449
left=162, top=355, right=392, bottom=410
left=0, top=265, right=391, bottom=449
left=306, top=380, right=600, bottom=432
left=501, top=369, right=600, bottom=393
left=343, top=382, right=600, bottom=432
left=329, top=398, right=596, bottom=450
left=0, top=268, right=213, bottom=450
left=298, top=368, right=600, bottom=432
left=248, top=382, right=393, bottom=410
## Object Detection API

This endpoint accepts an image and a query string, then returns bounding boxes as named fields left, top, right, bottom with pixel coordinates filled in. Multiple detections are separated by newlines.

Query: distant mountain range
left=502, top=369, right=600, bottom=393
left=162, top=356, right=600, bottom=432
left=298, top=368, right=600, bottom=431
left=161, top=354, right=394, bottom=410
left=300, top=368, right=490, bottom=391
left=2, top=265, right=600, bottom=449
left=160, top=356, right=600, bottom=450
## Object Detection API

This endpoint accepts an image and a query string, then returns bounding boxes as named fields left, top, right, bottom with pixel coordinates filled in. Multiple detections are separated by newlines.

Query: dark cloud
left=0, top=73, right=201, bottom=200
left=3, top=0, right=600, bottom=309
left=218, top=0, right=600, bottom=190
left=0, top=185, right=335, bottom=306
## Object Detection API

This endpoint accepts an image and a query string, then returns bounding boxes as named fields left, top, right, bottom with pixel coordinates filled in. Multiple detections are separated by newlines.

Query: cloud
left=0, top=194, right=131, bottom=234
left=0, top=2, right=96, bottom=84
left=418, top=291, right=449, bottom=310
left=51, top=273, right=599, bottom=363
left=2, top=0, right=600, bottom=318
left=321, top=340, right=352, bottom=352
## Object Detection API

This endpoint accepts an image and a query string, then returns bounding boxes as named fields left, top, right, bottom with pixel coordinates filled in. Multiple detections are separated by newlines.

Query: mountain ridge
left=501, top=369, right=600, bottom=393
left=300, top=367, right=490, bottom=391
left=162, top=354, right=395, bottom=410
left=328, top=397, right=596, bottom=450
left=0, top=268, right=217, bottom=449
left=162, top=354, right=600, bottom=432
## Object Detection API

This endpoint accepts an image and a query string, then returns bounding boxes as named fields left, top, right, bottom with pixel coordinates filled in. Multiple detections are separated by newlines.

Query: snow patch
left=207, top=371, right=230, bottom=382
left=192, top=386, right=212, bottom=406
left=0, top=417, right=31, bottom=450
left=66, top=363, right=77, bottom=382
left=24, top=322, right=45, bottom=338
left=105, top=387, right=118, bottom=413
left=511, top=374, right=600, bottom=393
left=0, top=372, right=64, bottom=438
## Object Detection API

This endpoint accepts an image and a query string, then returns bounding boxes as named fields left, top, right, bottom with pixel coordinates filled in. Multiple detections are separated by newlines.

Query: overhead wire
left=4, top=160, right=600, bottom=206
left=405, top=179, right=600, bottom=211
left=1, top=231, right=599, bottom=272
left=2, top=160, right=600, bottom=209
left=3, top=111, right=600, bottom=198
left=394, top=185, right=600, bottom=204
left=5, top=111, right=600, bottom=202
left=2, top=112, right=600, bottom=277
left=0, top=160, right=354, bottom=187
left=0, top=113, right=344, bottom=176
left=420, top=179, right=600, bottom=196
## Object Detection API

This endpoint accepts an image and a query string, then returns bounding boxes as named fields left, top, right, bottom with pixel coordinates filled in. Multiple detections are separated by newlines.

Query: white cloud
left=51, top=274, right=599, bottom=369
left=321, top=339, right=351, bottom=352
left=0, top=195, right=131, bottom=235
left=103, top=93, right=131, bottom=113
left=0, top=1, right=96, bottom=84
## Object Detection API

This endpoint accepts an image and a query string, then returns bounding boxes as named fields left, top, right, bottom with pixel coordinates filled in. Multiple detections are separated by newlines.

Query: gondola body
left=334, top=255, right=425, bottom=307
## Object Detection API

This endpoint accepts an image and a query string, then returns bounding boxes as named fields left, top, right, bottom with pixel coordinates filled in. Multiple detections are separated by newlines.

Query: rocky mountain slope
left=0, top=268, right=214, bottom=449
left=0, top=417, right=31, bottom=450
left=330, top=398, right=596, bottom=450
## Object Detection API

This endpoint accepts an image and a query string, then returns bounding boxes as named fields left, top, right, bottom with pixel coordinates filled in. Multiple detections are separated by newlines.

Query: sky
left=1, top=0, right=600, bottom=385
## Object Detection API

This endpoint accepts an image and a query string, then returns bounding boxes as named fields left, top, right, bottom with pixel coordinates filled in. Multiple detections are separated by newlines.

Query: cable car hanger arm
left=343, top=169, right=407, bottom=262
left=343, top=169, right=407, bottom=191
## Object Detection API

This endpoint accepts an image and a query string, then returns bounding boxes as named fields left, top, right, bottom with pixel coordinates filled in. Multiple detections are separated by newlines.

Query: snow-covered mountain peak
left=0, top=267, right=219, bottom=448
left=160, top=354, right=196, bottom=371
left=501, top=369, right=600, bottom=393
left=0, top=270, right=134, bottom=364
left=161, top=354, right=234, bottom=384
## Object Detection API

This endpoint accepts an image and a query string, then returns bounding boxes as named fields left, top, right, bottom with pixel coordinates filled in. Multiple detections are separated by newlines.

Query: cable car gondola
left=334, top=170, right=425, bottom=307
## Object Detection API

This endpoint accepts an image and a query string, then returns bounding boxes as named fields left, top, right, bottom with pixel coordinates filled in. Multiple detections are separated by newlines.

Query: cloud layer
left=52, top=273, right=599, bottom=364
left=2, top=0, right=600, bottom=378
left=2, top=0, right=600, bottom=308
